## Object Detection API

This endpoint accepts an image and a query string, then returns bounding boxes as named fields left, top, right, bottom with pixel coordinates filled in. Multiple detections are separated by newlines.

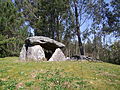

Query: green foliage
left=0, top=0, right=119, bottom=63
left=97, top=41, right=120, bottom=65
left=106, top=0, right=120, bottom=37
left=0, top=0, right=28, bottom=57
left=15, top=0, right=70, bottom=41
left=0, top=0, right=24, bottom=36
left=109, top=41, right=120, bottom=64
left=25, top=81, right=34, bottom=87
left=0, top=79, right=18, bottom=90
left=84, top=40, right=120, bottom=65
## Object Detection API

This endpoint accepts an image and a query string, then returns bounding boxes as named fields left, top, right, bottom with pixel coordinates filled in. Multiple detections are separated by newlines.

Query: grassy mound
left=0, top=57, right=120, bottom=90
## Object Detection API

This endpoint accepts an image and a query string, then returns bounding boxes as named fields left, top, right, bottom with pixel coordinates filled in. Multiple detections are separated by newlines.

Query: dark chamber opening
left=44, top=50, right=53, bottom=60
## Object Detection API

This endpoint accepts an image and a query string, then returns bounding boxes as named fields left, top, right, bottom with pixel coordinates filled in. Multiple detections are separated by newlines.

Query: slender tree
left=73, top=0, right=84, bottom=55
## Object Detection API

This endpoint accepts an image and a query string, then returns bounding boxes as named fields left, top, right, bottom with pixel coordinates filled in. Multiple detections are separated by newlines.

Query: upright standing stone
left=49, top=48, right=66, bottom=61
left=26, top=45, right=45, bottom=61
left=19, top=44, right=26, bottom=61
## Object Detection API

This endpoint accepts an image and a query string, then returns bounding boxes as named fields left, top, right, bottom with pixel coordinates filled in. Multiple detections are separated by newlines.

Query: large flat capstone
left=25, top=36, right=65, bottom=51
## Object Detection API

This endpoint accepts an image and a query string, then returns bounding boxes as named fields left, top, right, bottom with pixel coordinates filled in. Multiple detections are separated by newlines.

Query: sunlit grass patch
left=0, top=57, right=120, bottom=90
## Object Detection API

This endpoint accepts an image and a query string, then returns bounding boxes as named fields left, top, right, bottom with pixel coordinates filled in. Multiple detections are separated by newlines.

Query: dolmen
left=19, top=36, right=66, bottom=61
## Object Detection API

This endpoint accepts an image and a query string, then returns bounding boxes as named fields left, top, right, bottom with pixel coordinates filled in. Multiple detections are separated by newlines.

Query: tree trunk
left=56, top=16, right=60, bottom=41
left=74, top=1, right=84, bottom=55
left=50, top=14, right=55, bottom=39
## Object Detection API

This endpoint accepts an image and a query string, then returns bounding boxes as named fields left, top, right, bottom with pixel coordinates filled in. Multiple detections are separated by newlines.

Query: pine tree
left=0, top=0, right=28, bottom=57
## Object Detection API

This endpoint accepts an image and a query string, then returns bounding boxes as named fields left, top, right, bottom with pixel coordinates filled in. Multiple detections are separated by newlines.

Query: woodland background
left=0, top=0, right=120, bottom=64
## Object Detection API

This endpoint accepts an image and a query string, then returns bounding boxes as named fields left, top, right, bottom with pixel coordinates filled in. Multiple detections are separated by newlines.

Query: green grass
left=0, top=57, right=120, bottom=90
